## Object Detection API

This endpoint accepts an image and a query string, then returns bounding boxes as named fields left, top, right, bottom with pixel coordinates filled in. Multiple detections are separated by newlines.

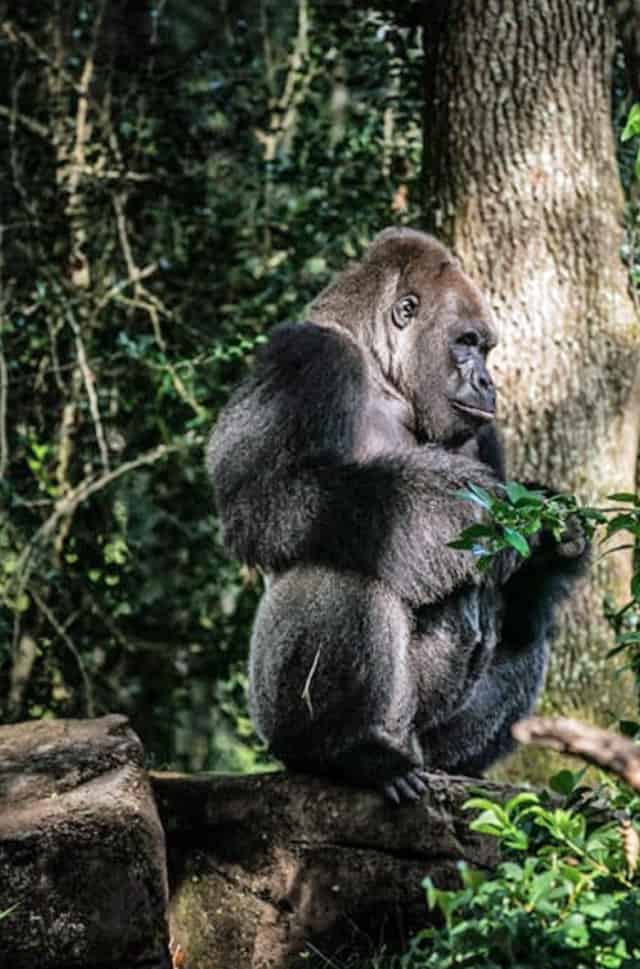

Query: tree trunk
left=421, top=0, right=640, bottom=716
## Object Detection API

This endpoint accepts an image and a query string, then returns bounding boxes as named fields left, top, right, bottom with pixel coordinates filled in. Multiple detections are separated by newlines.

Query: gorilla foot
left=383, top=768, right=429, bottom=805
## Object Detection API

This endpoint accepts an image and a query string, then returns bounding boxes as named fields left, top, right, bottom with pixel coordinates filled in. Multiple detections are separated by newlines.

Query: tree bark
left=422, top=0, right=640, bottom=715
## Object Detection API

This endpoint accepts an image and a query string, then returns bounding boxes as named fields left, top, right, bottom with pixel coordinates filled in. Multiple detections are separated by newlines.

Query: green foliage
left=0, top=1, right=424, bottom=769
left=391, top=781, right=640, bottom=968
left=621, top=103, right=640, bottom=181
left=450, top=482, right=603, bottom=569
left=436, top=469, right=640, bottom=966
left=453, top=482, right=640, bottom=700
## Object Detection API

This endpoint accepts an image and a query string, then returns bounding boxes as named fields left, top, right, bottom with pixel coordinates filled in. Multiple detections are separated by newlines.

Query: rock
left=153, top=769, right=508, bottom=969
left=0, top=715, right=170, bottom=969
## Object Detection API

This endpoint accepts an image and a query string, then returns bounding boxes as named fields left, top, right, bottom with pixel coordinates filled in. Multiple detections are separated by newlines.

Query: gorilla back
left=208, top=228, right=588, bottom=803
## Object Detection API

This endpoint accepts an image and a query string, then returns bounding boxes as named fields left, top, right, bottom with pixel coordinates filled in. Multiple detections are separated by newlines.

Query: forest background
left=1, top=0, right=639, bottom=780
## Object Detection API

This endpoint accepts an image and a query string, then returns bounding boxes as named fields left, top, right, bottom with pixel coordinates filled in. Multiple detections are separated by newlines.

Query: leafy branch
left=449, top=481, right=605, bottom=569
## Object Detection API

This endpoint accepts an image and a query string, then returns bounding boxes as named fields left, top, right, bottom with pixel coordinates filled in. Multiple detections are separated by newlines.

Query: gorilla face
left=387, top=256, right=498, bottom=445
left=445, top=319, right=497, bottom=425
left=308, top=227, right=499, bottom=446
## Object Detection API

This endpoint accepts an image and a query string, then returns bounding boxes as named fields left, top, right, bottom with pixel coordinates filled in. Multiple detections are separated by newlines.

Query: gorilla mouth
left=451, top=400, right=495, bottom=422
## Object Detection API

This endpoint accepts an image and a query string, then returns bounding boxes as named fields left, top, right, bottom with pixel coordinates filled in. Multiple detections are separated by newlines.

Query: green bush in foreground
left=395, top=775, right=640, bottom=968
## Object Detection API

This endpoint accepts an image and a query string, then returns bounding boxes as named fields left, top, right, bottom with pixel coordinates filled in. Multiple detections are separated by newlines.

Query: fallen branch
left=513, top=716, right=640, bottom=789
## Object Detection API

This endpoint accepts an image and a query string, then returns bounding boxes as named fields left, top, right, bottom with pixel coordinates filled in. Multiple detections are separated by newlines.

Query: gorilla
left=207, top=228, right=587, bottom=803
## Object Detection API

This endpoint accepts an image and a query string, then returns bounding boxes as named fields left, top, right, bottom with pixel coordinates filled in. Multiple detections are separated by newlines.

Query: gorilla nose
left=471, top=367, right=496, bottom=407
left=473, top=366, right=493, bottom=394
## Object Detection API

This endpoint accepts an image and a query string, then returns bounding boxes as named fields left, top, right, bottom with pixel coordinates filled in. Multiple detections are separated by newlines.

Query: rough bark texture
left=422, top=0, right=640, bottom=712
left=153, top=769, right=511, bottom=969
left=0, top=715, right=170, bottom=969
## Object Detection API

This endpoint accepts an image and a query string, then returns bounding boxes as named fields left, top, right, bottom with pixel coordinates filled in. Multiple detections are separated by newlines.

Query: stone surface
left=0, top=715, right=170, bottom=969
left=153, top=769, right=510, bottom=969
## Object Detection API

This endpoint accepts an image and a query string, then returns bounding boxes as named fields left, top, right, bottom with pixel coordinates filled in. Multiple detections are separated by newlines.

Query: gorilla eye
left=458, top=331, right=480, bottom=347
left=392, top=295, right=419, bottom=329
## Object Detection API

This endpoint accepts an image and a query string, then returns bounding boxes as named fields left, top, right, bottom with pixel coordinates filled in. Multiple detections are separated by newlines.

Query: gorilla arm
left=208, top=322, right=499, bottom=606
left=423, top=526, right=590, bottom=774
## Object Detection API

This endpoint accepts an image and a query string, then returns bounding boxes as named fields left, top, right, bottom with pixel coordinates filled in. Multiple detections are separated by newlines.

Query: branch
left=112, top=193, right=206, bottom=420
left=62, top=0, right=108, bottom=289
left=30, top=589, right=94, bottom=717
left=95, top=261, right=158, bottom=313
left=1, top=21, right=82, bottom=94
left=513, top=716, right=640, bottom=789
left=255, top=0, right=316, bottom=163
left=10, top=441, right=188, bottom=601
left=0, top=104, right=50, bottom=140
left=66, top=308, right=110, bottom=472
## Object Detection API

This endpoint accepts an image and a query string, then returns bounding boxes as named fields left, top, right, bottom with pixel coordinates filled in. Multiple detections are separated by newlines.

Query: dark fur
left=207, top=228, right=588, bottom=800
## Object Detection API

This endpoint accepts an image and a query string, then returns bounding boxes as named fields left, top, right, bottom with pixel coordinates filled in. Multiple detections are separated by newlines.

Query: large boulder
left=153, top=769, right=507, bottom=969
left=0, top=715, right=170, bottom=969
left=0, top=715, right=516, bottom=969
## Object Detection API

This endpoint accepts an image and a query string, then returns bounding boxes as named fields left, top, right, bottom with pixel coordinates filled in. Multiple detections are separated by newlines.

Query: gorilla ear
left=392, top=294, right=419, bottom=329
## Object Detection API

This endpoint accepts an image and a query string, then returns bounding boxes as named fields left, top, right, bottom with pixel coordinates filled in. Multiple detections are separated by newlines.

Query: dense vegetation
left=1, top=1, right=423, bottom=769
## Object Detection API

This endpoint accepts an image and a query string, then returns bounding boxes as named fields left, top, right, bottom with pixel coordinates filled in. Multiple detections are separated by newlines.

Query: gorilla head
left=309, top=227, right=498, bottom=446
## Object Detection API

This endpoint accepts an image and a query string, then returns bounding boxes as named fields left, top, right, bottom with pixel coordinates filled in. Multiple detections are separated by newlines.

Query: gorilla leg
left=422, top=634, right=549, bottom=775
left=249, top=566, right=424, bottom=797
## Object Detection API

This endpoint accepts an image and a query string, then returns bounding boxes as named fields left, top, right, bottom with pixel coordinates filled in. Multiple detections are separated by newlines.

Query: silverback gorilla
left=207, top=228, right=588, bottom=803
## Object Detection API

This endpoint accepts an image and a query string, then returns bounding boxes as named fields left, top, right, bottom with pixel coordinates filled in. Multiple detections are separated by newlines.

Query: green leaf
left=447, top=538, right=475, bottom=550
left=631, top=571, right=640, bottom=602
left=422, top=876, right=438, bottom=910
left=607, top=492, right=639, bottom=504
left=459, top=482, right=494, bottom=510
left=469, top=808, right=506, bottom=834
left=503, top=527, right=530, bottom=557
left=458, top=524, right=495, bottom=540
left=581, top=896, right=617, bottom=918
left=15, top=593, right=30, bottom=613
left=500, top=861, right=523, bottom=881
left=456, top=861, right=487, bottom=890
left=464, top=796, right=506, bottom=813
left=505, top=481, right=544, bottom=506
left=606, top=514, right=638, bottom=537
left=615, top=631, right=640, bottom=644
left=621, top=103, right=640, bottom=141
left=503, top=828, right=529, bottom=851
left=504, top=791, right=540, bottom=813
left=305, top=256, right=327, bottom=275
left=558, top=864, right=586, bottom=886
left=549, top=769, right=577, bottom=796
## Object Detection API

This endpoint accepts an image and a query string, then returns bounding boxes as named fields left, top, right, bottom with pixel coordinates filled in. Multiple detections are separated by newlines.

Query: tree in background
left=421, top=0, right=640, bottom=716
